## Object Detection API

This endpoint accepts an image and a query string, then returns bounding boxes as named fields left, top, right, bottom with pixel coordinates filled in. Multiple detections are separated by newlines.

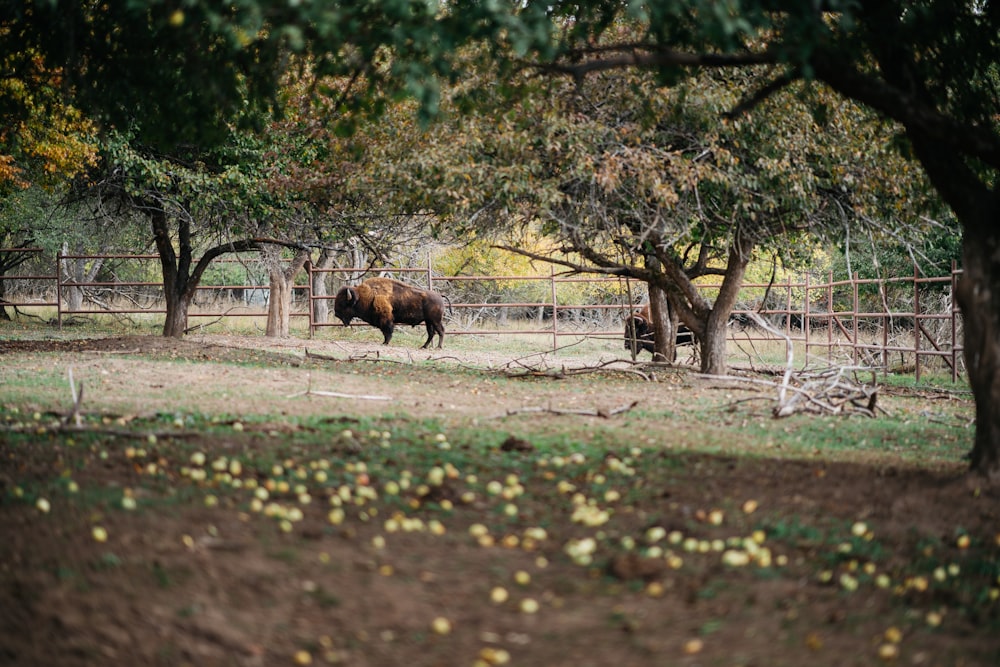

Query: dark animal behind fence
left=623, top=305, right=694, bottom=358
left=334, top=277, right=446, bottom=349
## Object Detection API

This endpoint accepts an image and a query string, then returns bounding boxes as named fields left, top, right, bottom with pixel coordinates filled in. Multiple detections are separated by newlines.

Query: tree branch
left=188, top=237, right=311, bottom=294
left=810, top=48, right=1000, bottom=169
left=538, top=46, right=777, bottom=80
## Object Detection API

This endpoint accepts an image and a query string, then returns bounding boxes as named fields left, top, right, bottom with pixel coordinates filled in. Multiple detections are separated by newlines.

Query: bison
left=624, top=304, right=694, bottom=358
left=334, top=278, right=446, bottom=349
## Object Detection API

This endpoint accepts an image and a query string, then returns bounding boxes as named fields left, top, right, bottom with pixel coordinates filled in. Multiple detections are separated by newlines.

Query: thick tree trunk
left=162, top=288, right=191, bottom=337
left=265, top=246, right=311, bottom=338
left=266, top=271, right=292, bottom=338
left=956, top=228, right=1000, bottom=482
left=699, top=234, right=754, bottom=375
left=150, top=208, right=191, bottom=338
left=700, top=317, right=729, bottom=375
left=905, top=134, right=1000, bottom=481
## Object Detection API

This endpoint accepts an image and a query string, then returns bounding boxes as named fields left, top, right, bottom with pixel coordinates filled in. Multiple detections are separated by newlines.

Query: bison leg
left=422, top=322, right=434, bottom=349
left=435, top=322, right=444, bottom=348
left=422, top=320, right=446, bottom=349
left=381, top=323, right=394, bottom=345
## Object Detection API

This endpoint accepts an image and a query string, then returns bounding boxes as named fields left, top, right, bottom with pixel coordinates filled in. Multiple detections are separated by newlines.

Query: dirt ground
left=1, top=333, right=998, bottom=667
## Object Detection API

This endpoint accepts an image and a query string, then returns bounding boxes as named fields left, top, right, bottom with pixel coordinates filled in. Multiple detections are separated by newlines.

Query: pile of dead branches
left=723, top=312, right=882, bottom=418
left=773, top=367, right=880, bottom=418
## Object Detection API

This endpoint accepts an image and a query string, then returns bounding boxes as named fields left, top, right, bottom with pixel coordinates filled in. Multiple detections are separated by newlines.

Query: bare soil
left=1, top=333, right=997, bottom=667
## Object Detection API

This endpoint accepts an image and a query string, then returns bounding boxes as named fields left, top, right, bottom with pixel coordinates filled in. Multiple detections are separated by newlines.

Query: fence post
left=951, top=259, right=959, bottom=383
left=55, top=250, right=63, bottom=330
left=914, top=263, right=921, bottom=382
left=852, top=271, right=859, bottom=368
left=551, top=266, right=558, bottom=351
left=878, top=288, right=892, bottom=377
left=826, top=269, right=837, bottom=366
left=785, top=276, right=793, bottom=342
left=427, top=255, right=433, bottom=292
left=804, top=272, right=811, bottom=361
left=306, top=261, right=314, bottom=339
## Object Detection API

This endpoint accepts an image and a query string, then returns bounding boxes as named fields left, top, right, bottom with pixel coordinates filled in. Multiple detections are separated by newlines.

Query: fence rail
left=0, top=249, right=964, bottom=381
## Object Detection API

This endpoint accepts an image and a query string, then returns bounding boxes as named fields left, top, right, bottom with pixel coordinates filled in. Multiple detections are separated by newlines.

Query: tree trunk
left=906, top=135, right=1000, bottom=480
left=162, top=286, right=191, bottom=337
left=700, top=318, right=728, bottom=374
left=60, top=244, right=106, bottom=312
left=150, top=208, right=192, bottom=338
left=956, top=226, right=1000, bottom=482
left=0, top=277, right=9, bottom=320
left=148, top=205, right=276, bottom=338
left=265, top=245, right=311, bottom=338
left=0, top=249, right=34, bottom=321
left=699, top=233, right=754, bottom=375
left=266, top=270, right=292, bottom=338
left=61, top=245, right=84, bottom=312
left=647, top=281, right=675, bottom=363
left=311, top=248, right=336, bottom=324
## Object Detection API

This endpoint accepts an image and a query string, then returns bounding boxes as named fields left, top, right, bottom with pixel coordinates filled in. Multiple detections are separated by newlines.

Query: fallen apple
left=431, top=617, right=452, bottom=635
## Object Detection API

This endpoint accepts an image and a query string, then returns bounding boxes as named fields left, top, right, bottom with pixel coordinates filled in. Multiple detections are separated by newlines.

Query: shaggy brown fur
left=334, top=278, right=446, bottom=349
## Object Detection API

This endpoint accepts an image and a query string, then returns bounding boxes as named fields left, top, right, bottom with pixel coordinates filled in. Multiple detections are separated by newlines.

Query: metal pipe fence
left=0, top=249, right=964, bottom=381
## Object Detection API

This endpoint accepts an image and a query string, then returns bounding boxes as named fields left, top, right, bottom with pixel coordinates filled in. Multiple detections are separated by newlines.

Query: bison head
left=333, top=286, right=358, bottom=327
left=624, top=313, right=656, bottom=354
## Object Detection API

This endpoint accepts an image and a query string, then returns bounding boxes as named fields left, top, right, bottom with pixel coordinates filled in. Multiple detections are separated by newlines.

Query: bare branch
left=489, top=400, right=639, bottom=419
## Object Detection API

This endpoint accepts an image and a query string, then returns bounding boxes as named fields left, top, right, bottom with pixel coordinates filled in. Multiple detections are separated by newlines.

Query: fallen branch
left=305, top=349, right=339, bottom=362
left=489, top=400, right=639, bottom=419
left=287, top=389, right=392, bottom=401
left=499, top=356, right=665, bottom=381
left=286, top=372, right=392, bottom=400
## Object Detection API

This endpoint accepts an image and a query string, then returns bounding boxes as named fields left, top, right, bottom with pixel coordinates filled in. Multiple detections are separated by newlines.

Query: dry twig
left=489, top=400, right=639, bottom=419
left=500, top=358, right=653, bottom=381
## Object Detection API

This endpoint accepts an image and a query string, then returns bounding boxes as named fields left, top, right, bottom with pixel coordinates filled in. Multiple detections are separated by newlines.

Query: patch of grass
left=268, top=548, right=300, bottom=564
left=151, top=562, right=172, bottom=588
left=731, top=412, right=972, bottom=465
left=880, top=372, right=971, bottom=391
left=308, top=586, right=341, bottom=609
left=96, top=552, right=123, bottom=570
left=176, top=604, right=200, bottom=619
